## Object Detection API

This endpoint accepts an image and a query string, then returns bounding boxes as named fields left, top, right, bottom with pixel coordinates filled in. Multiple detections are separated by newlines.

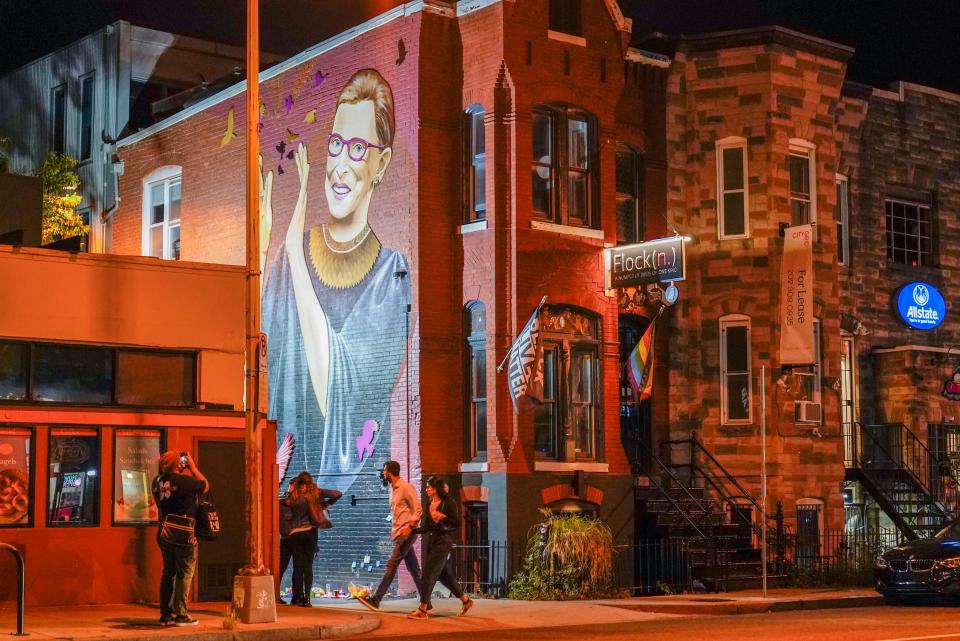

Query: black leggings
left=289, top=529, right=318, bottom=601
left=419, top=534, right=464, bottom=605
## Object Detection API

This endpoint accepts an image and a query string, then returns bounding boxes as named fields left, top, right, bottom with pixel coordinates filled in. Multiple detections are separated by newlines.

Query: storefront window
left=0, top=341, right=28, bottom=401
left=48, top=428, right=100, bottom=526
left=113, top=429, right=162, bottom=524
left=32, top=344, right=114, bottom=404
left=116, top=351, right=195, bottom=406
left=0, top=428, right=32, bottom=527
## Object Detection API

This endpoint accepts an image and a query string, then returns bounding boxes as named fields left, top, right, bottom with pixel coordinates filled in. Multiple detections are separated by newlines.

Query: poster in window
left=0, top=428, right=30, bottom=526
left=48, top=428, right=100, bottom=525
left=113, top=430, right=161, bottom=523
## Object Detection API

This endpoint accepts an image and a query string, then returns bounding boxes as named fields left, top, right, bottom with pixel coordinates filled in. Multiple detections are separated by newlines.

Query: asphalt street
left=378, top=605, right=960, bottom=641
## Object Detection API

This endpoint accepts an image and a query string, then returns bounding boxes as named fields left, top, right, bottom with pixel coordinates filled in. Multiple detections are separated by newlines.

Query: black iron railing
left=0, top=541, right=26, bottom=636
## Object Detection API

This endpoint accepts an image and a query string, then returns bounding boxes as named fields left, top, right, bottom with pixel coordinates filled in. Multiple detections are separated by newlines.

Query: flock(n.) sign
left=604, top=236, right=686, bottom=289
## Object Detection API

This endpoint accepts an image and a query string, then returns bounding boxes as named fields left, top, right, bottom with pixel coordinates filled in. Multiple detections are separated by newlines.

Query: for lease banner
left=780, top=224, right=815, bottom=366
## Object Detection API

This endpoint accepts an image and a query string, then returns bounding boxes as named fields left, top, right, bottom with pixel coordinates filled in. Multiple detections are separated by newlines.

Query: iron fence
left=451, top=526, right=904, bottom=597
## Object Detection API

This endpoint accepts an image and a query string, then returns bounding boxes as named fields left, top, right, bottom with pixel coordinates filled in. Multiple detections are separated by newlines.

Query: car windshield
left=935, top=520, right=960, bottom=539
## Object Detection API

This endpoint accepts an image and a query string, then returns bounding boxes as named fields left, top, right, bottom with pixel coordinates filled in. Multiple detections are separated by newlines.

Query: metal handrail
left=625, top=436, right=708, bottom=539
left=0, top=542, right=26, bottom=636
left=663, top=433, right=776, bottom=526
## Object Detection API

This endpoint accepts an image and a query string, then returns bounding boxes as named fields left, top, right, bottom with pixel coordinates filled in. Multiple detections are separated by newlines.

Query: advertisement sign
left=113, top=429, right=161, bottom=523
left=605, top=236, right=686, bottom=289
left=943, top=365, right=960, bottom=401
left=780, top=224, right=815, bottom=366
left=895, top=282, right=946, bottom=330
left=0, top=428, right=30, bottom=526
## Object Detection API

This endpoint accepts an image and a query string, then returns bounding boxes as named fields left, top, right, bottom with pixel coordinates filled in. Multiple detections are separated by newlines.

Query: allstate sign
left=895, top=282, right=946, bottom=330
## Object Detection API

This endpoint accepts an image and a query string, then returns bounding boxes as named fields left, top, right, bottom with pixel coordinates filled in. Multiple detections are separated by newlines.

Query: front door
left=197, top=440, right=244, bottom=601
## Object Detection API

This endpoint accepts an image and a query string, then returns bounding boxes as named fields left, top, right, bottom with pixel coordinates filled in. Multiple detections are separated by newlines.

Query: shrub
left=508, top=509, right=618, bottom=600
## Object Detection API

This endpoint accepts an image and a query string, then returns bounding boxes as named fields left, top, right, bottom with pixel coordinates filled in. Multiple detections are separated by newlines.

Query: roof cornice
left=679, top=25, right=854, bottom=62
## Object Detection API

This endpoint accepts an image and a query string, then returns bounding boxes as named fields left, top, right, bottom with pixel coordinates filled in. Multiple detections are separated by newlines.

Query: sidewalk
left=591, top=588, right=883, bottom=615
left=0, top=602, right=379, bottom=641
left=0, top=589, right=882, bottom=641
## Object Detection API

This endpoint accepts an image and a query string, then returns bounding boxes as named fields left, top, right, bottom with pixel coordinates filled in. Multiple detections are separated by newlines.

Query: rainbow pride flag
left=626, top=321, right=656, bottom=401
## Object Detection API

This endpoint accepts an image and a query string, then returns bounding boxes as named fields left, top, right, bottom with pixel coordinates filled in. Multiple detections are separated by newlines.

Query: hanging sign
left=604, top=236, right=686, bottom=289
left=943, top=365, right=960, bottom=401
left=895, top=282, right=945, bottom=330
left=780, top=224, right=815, bottom=366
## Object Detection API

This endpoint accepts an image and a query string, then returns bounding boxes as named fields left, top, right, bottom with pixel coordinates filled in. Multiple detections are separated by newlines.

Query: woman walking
left=282, top=472, right=342, bottom=606
left=408, top=477, right=473, bottom=619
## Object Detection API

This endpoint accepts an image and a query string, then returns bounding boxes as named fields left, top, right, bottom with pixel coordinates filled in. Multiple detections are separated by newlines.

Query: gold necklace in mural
left=308, top=223, right=381, bottom=289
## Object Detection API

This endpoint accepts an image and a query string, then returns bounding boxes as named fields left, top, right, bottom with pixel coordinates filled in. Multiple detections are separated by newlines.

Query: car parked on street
left=876, top=520, right=960, bottom=602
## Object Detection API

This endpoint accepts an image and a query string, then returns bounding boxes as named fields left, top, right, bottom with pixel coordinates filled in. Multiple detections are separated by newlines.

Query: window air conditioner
left=795, top=400, right=822, bottom=424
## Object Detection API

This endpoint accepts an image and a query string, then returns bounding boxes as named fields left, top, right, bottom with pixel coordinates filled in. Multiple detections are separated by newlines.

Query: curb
left=603, top=595, right=884, bottom=616
left=56, top=614, right=381, bottom=641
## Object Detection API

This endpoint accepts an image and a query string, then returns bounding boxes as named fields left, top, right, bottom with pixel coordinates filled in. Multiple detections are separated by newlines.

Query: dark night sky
left=1, top=0, right=958, bottom=93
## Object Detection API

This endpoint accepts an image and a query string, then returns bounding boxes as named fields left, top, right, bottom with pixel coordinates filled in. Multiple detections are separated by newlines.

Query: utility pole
left=243, top=0, right=262, bottom=575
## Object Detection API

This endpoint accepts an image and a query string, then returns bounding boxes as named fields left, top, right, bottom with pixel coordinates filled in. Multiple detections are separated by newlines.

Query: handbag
left=195, top=492, right=221, bottom=541
left=308, top=499, right=332, bottom=530
left=160, top=513, right=196, bottom=547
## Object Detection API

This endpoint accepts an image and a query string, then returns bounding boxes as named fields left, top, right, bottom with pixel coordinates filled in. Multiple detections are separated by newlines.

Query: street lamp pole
left=244, top=0, right=262, bottom=572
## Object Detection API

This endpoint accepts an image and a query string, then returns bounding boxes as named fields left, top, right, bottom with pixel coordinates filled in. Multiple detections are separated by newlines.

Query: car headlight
left=934, top=557, right=960, bottom=570
left=875, top=556, right=889, bottom=569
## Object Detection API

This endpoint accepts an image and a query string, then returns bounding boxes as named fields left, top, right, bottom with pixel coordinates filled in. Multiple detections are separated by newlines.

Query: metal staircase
left=845, top=422, right=960, bottom=540
left=628, top=433, right=785, bottom=591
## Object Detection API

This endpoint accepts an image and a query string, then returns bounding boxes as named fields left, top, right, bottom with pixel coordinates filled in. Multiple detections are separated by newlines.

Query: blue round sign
left=896, top=282, right=946, bottom=330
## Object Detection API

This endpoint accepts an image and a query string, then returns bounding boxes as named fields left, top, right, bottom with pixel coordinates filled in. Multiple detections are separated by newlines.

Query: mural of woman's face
left=324, top=100, right=391, bottom=223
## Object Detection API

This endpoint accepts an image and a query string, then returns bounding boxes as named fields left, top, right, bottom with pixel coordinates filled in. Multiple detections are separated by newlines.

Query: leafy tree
left=37, top=152, right=86, bottom=245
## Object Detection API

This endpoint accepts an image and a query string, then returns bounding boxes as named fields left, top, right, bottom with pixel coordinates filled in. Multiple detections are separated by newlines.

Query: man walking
left=358, top=461, right=422, bottom=610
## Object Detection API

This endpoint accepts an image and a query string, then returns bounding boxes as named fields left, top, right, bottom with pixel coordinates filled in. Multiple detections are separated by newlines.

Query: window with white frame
left=716, top=137, right=748, bottom=239
left=835, top=174, right=849, bottom=265
left=142, top=167, right=182, bottom=260
left=885, top=198, right=934, bottom=267
left=720, top=315, right=752, bottom=424
left=79, top=73, right=94, bottom=162
left=465, top=106, right=486, bottom=222
left=465, top=301, right=487, bottom=460
left=789, top=140, right=816, bottom=228
left=794, top=318, right=822, bottom=406
left=532, top=105, right=598, bottom=228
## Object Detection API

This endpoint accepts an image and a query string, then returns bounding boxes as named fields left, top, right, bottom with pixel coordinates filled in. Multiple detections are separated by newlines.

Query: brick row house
left=94, top=0, right=960, bottom=593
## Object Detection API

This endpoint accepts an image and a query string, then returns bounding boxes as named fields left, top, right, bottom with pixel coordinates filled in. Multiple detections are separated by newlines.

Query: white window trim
left=547, top=30, right=587, bottom=47
left=720, top=314, right=752, bottom=425
left=789, top=139, right=817, bottom=235
left=141, top=166, right=182, bottom=260
left=840, top=330, right=858, bottom=427
left=716, top=136, right=749, bottom=240
left=794, top=319, right=823, bottom=412
left=459, top=220, right=488, bottom=234
left=835, top=173, right=849, bottom=266
left=531, top=218, right=604, bottom=241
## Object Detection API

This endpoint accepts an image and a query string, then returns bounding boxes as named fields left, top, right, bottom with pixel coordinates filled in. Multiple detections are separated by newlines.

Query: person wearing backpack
left=152, top=450, right=209, bottom=627
left=282, top=472, right=342, bottom=606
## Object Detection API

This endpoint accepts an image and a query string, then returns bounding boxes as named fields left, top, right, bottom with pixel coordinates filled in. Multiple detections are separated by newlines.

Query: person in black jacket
left=407, top=477, right=473, bottom=619
left=282, top=472, right=342, bottom=606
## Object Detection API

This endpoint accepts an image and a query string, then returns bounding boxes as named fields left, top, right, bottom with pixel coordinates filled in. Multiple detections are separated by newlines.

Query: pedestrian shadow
left=104, top=617, right=169, bottom=630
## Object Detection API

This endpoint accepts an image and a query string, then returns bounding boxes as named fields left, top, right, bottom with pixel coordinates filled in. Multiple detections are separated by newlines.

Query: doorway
left=197, top=440, right=245, bottom=601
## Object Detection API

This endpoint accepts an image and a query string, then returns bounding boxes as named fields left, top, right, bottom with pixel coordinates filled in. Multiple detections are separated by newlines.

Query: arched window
left=532, top=104, right=598, bottom=228
left=464, top=105, right=486, bottom=222
left=141, top=166, right=182, bottom=260
left=534, top=306, right=601, bottom=460
left=465, top=301, right=487, bottom=460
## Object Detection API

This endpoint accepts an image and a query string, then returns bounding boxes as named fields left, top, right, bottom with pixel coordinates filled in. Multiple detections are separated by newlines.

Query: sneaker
left=174, top=615, right=199, bottom=627
left=277, top=597, right=287, bottom=606
left=357, top=594, right=380, bottom=612
left=407, top=607, right=429, bottom=620
left=459, top=597, right=474, bottom=616
left=159, top=615, right=175, bottom=627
